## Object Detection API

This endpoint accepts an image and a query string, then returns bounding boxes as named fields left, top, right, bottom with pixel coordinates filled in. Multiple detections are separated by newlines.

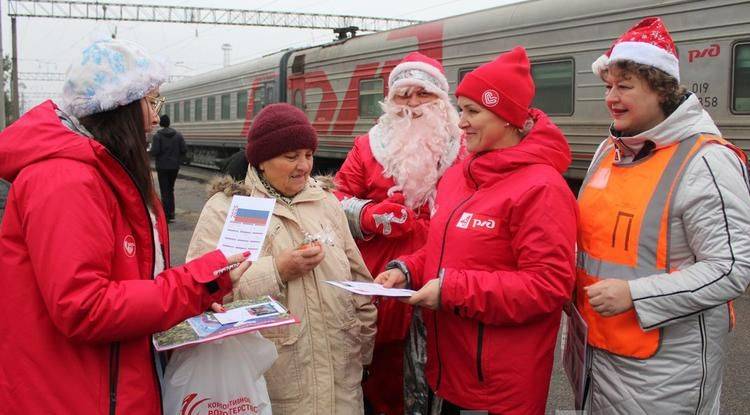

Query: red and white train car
left=162, top=0, right=750, bottom=178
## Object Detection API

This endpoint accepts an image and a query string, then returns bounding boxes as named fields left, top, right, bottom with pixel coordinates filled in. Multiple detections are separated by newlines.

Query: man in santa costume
left=335, top=52, right=462, bottom=415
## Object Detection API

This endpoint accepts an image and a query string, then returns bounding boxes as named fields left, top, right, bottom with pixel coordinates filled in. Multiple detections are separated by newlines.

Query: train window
left=221, top=94, right=231, bottom=120
left=164, top=103, right=172, bottom=119
left=531, top=60, right=574, bottom=115
left=293, top=89, right=304, bottom=110
left=266, top=84, right=275, bottom=104
left=237, top=90, right=248, bottom=119
left=194, top=98, right=202, bottom=121
left=292, top=55, right=305, bottom=75
left=732, top=43, right=750, bottom=113
left=249, top=82, right=276, bottom=117
left=173, top=102, right=181, bottom=123
left=359, top=78, right=383, bottom=118
left=253, top=87, right=266, bottom=117
left=458, top=67, right=477, bottom=84
left=183, top=100, right=191, bottom=123
left=207, top=96, right=216, bottom=120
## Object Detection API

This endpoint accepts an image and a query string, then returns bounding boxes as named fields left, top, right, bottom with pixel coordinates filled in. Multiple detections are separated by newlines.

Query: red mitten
left=361, top=196, right=414, bottom=238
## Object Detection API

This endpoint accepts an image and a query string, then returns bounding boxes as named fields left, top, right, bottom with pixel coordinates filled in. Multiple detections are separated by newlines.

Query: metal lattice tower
left=7, top=1, right=422, bottom=31
left=4, top=1, right=422, bottom=120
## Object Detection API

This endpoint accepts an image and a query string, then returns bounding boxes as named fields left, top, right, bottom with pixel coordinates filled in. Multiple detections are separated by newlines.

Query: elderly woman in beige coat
left=186, top=103, right=377, bottom=415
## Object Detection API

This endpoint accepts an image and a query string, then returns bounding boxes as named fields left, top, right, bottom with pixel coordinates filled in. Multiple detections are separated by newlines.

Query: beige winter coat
left=186, top=168, right=377, bottom=415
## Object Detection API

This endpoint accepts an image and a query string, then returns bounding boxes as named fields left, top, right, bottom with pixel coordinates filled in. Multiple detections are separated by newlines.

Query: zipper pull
left=613, top=139, right=623, bottom=162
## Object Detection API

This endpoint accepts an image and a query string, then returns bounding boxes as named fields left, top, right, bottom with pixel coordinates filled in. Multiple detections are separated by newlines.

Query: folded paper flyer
left=325, top=280, right=416, bottom=297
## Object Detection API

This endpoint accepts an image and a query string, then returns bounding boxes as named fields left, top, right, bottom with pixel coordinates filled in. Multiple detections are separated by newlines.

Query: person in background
left=0, top=39, right=248, bottom=414
left=186, top=103, right=377, bottom=415
left=576, top=17, right=750, bottom=413
left=150, top=113, right=187, bottom=222
left=0, top=179, right=8, bottom=222
left=376, top=47, right=578, bottom=414
left=334, top=51, right=462, bottom=415
left=218, top=149, right=249, bottom=181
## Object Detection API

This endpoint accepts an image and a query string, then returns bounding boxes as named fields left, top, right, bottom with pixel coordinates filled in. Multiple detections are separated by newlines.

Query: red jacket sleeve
left=19, top=162, right=231, bottom=343
left=399, top=245, right=428, bottom=288
left=440, top=182, right=577, bottom=325
left=334, top=136, right=368, bottom=200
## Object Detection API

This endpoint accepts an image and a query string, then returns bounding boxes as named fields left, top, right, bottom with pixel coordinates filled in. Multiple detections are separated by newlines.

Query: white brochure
left=325, top=280, right=416, bottom=297
left=217, top=195, right=276, bottom=261
left=212, top=299, right=286, bottom=325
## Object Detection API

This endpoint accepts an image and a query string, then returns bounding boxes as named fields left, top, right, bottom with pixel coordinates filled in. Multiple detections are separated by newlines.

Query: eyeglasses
left=146, top=95, right=166, bottom=114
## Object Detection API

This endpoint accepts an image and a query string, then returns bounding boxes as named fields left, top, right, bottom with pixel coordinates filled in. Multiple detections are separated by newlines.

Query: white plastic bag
left=163, top=331, right=278, bottom=415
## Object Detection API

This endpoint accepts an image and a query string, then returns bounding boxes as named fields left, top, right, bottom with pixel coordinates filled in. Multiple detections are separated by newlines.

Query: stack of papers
left=153, top=296, right=297, bottom=351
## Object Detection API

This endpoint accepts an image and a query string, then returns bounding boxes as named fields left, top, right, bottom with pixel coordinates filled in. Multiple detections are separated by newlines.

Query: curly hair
left=601, top=60, right=687, bottom=116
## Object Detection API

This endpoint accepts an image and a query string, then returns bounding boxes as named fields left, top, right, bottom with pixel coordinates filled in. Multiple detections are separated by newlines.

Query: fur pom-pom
left=591, top=54, right=610, bottom=76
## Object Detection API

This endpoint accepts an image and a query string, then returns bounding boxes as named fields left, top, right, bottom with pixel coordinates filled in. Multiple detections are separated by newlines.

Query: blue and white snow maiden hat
left=61, top=39, right=169, bottom=118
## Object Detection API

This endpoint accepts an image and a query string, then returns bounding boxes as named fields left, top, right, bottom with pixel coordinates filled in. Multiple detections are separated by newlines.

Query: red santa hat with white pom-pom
left=388, top=51, right=450, bottom=102
left=592, top=17, right=680, bottom=82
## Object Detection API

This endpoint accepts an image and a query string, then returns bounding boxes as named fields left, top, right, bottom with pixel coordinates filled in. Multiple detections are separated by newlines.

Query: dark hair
left=79, top=100, right=155, bottom=208
left=219, top=150, right=249, bottom=181
left=159, top=114, right=170, bottom=128
left=601, top=60, right=687, bottom=115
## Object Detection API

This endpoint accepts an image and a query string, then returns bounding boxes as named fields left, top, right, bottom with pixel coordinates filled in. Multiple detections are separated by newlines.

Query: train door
left=289, top=53, right=307, bottom=111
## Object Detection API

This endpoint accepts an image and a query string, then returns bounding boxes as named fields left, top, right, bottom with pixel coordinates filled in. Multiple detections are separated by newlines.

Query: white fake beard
left=377, top=99, right=461, bottom=211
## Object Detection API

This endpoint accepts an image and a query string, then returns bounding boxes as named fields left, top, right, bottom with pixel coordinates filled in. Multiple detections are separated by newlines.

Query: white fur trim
left=369, top=124, right=388, bottom=167
left=591, top=54, right=610, bottom=77
left=389, top=80, right=451, bottom=103
left=388, top=61, right=449, bottom=93
left=608, top=41, right=680, bottom=81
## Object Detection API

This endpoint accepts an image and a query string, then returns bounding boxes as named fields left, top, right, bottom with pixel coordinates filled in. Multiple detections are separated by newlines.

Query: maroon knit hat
left=246, top=103, right=318, bottom=167
left=455, top=46, right=535, bottom=128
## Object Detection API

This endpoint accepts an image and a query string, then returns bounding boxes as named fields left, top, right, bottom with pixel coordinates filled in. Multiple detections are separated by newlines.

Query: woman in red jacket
left=0, top=39, right=249, bottom=415
left=376, top=47, right=578, bottom=414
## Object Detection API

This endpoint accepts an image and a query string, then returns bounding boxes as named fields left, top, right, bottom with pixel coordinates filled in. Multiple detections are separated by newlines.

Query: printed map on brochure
left=152, top=296, right=297, bottom=351
left=325, top=280, right=416, bottom=297
left=217, top=195, right=276, bottom=261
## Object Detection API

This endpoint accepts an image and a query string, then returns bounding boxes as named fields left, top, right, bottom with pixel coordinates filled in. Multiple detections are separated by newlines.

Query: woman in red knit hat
left=376, top=46, right=578, bottom=414
left=186, top=103, right=377, bottom=415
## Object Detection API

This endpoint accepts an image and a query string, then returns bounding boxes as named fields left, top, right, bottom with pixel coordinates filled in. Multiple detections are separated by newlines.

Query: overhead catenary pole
left=0, top=1, right=6, bottom=129
left=10, top=17, right=19, bottom=120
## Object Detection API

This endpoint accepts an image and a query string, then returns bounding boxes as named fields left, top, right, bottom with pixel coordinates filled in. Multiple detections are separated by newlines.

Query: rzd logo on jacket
left=123, top=235, right=136, bottom=257
left=456, top=212, right=497, bottom=232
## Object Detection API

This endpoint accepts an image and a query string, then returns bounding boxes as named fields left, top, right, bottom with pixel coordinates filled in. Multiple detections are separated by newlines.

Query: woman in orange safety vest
left=576, top=17, right=750, bottom=414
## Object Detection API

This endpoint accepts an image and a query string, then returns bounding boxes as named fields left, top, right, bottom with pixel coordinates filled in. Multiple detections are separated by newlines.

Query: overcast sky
left=1, top=0, right=522, bottom=111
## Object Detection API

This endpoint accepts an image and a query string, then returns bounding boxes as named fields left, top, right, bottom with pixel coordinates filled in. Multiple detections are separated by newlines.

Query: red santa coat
left=335, top=134, right=439, bottom=340
left=399, top=109, right=578, bottom=414
left=0, top=101, right=232, bottom=415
